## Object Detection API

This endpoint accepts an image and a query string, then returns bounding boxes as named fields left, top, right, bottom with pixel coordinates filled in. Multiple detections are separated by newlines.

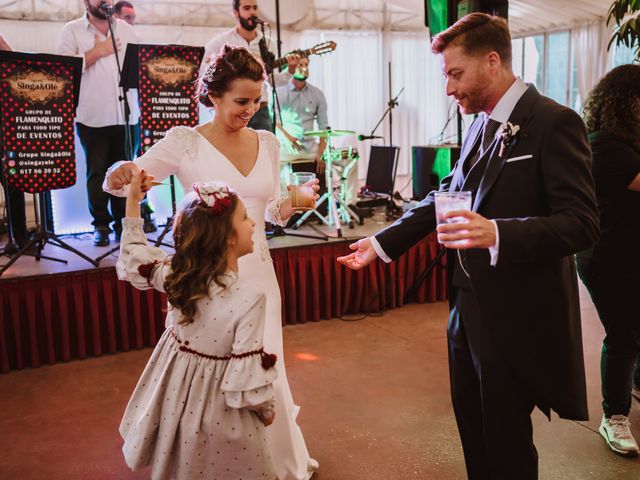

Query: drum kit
left=279, top=128, right=362, bottom=237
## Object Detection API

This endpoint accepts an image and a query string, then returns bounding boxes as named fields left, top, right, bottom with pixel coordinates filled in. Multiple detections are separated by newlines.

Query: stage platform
left=0, top=218, right=447, bottom=373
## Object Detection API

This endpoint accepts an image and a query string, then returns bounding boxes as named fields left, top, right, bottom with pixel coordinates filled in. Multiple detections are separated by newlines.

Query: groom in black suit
left=338, top=13, right=599, bottom=480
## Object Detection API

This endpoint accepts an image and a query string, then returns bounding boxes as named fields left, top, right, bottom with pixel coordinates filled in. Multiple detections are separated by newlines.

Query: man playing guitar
left=201, top=0, right=299, bottom=131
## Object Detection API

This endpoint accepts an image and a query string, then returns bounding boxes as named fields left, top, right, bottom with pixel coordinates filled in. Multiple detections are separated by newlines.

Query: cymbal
left=303, top=129, right=355, bottom=138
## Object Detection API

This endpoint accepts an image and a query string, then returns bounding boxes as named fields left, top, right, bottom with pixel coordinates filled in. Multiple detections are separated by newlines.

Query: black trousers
left=576, top=257, right=640, bottom=416
left=1, top=177, right=27, bottom=246
left=448, top=288, right=538, bottom=480
left=76, top=123, right=139, bottom=232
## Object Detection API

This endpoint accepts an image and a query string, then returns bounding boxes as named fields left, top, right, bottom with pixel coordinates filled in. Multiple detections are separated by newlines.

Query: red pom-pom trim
left=261, top=352, right=277, bottom=370
left=210, top=195, right=231, bottom=215
left=137, top=260, right=159, bottom=286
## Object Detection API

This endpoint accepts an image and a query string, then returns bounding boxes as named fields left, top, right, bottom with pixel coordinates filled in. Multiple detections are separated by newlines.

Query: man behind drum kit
left=275, top=56, right=329, bottom=216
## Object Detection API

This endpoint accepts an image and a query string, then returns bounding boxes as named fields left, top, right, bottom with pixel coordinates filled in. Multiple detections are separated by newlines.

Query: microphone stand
left=104, top=6, right=133, bottom=161
left=95, top=6, right=135, bottom=264
left=361, top=63, right=404, bottom=218
left=258, top=20, right=327, bottom=242
left=367, top=83, right=404, bottom=143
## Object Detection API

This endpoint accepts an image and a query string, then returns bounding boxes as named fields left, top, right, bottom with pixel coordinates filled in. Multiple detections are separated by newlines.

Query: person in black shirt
left=578, top=63, right=640, bottom=457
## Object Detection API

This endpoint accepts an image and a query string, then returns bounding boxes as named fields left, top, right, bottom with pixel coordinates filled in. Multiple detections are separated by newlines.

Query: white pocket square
left=505, top=154, right=533, bottom=163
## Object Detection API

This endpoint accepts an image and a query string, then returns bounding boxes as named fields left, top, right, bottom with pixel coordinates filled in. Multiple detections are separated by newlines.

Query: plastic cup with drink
left=289, top=172, right=316, bottom=211
left=434, top=191, right=472, bottom=246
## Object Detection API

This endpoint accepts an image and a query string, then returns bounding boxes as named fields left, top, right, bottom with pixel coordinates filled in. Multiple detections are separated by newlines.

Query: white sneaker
left=599, top=415, right=640, bottom=457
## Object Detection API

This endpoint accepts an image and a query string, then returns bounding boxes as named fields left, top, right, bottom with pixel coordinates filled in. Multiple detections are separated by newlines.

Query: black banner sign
left=0, top=52, right=81, bottom=193
left=137, top=45, right=203, bottom=152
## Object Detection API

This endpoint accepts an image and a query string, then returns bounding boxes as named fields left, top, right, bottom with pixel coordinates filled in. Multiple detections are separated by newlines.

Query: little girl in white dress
left=117, top=173, right=278, bottom=479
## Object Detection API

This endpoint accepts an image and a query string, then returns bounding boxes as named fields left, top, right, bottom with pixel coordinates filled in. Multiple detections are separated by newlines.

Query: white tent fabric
left=0, top=0, right=611, bottom=35
left=571, top=19, right=615, bottom=109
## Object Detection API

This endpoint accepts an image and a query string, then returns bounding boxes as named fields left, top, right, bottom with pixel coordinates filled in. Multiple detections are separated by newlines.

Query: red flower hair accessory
left=193, top=181, right=234, bottom=215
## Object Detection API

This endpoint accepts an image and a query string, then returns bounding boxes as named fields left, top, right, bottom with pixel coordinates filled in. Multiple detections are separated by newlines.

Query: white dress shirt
left=202, top=28, right=291, bottom=102
left=57, top=14, right=140, bottom=127
left=371, top=77, right=528, bottom=265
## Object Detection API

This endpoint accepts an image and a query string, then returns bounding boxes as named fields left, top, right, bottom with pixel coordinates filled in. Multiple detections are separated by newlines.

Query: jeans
left=577, top=256, right=640, bottom=416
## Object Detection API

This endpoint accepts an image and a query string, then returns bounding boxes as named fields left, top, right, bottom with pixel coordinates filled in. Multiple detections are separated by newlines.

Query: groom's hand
left=436, top=210, right=496, bottom=249
left=337, top=237, right=378, bottom=270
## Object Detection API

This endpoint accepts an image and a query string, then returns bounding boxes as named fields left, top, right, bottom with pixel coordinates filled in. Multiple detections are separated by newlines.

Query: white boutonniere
left=497, top=122, right=521, bottom=158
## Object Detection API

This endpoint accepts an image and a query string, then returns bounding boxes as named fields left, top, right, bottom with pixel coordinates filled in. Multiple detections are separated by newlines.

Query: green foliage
left=607, top=0, right=640, bottom=60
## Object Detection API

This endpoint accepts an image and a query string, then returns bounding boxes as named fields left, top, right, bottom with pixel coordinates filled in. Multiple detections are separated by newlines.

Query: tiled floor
left=0, top=286, right=638, bottom=479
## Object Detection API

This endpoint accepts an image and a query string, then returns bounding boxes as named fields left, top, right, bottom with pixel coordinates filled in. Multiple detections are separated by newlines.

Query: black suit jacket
left=376, top=85, right=599, bottom=420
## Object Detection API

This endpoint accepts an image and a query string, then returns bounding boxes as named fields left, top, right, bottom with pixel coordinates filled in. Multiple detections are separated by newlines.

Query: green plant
left=607, top=0, right=640, bottom=59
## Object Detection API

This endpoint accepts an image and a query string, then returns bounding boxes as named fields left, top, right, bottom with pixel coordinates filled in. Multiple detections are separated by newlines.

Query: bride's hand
left=107, top=162, right=141, bottom=190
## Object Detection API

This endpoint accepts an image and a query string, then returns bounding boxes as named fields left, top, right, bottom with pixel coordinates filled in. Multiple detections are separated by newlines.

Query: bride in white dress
left=105, top=45, right=318, bottom=480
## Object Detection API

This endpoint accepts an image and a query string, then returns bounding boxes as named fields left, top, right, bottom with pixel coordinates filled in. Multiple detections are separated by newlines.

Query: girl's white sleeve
left=116, top=217, right=170, bottom=292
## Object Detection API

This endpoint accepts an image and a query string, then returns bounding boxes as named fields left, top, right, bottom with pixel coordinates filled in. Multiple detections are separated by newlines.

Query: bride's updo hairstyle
left=197, top=44, right=266, bottom=108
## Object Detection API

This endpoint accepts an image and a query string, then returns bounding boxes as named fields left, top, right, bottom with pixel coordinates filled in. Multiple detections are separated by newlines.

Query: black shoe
left=93, top=228, right=110, bottom=246
left=143, top=219, right=157, bottom=233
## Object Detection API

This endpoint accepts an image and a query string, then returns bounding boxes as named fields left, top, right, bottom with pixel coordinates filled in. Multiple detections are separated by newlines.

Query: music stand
left=0, top=51, right=98, bottom=275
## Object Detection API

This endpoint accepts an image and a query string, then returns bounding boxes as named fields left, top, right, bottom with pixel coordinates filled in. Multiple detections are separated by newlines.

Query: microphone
left=357, top=134, right=384, bottom=141
left=251, top=15, right=268, bottom=25
left=99, top=1, right=113, bottom=15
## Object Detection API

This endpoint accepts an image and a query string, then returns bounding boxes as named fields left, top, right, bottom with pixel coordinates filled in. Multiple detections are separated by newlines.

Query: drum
left=328, top=146, right=360, bottom=204
left=329, top=146, right=359, bottom=167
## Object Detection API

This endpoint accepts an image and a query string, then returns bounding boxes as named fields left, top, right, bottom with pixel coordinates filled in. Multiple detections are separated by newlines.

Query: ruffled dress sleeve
left=103, top=126, right=199, bottom=197
left=221, top=294, right=278, bottom=411
left=261, top=131, right=289, bottom=227
left=116, top=217, right=170, bottom=292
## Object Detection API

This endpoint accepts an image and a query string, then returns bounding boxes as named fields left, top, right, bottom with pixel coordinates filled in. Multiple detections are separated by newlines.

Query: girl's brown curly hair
left=163, top=192, right=238, bottom=325
left=583, top=64, right=640, bottom=146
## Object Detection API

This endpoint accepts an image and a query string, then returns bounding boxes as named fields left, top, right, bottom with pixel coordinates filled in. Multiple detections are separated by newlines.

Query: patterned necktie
left=481, top=118, right=501, bottom=155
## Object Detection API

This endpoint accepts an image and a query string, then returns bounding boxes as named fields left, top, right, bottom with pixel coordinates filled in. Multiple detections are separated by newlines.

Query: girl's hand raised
left=126, top=169, right=155, bottom=218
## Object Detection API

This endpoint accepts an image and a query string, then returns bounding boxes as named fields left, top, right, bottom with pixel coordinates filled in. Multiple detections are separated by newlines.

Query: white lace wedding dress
left=105, top=126, right=315, bottom=480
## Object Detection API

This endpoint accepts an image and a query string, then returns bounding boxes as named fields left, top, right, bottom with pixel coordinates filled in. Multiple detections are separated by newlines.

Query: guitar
left=268, top=41, right=337, bottom=71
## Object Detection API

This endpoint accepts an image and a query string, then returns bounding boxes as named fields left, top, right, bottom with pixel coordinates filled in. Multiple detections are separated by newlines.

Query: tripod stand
left=153, top=175, right=178, bottom=248
left=0, top=192, right=98, bottom=276
left=359, top=63, right=404, bottom=218
left=291, top=129, right=360, bottom=237
left=1, top=168, right=23, bottom=257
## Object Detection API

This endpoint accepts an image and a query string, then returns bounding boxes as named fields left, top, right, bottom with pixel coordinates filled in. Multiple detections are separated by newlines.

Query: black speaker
left=456, top=0, right=508, bottom=21
left=412, top=145, right=461, bottom=200
left=425, top=1, right=508, bottom=32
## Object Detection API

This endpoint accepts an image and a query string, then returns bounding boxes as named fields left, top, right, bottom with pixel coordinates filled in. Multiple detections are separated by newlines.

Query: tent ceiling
left=0, top=0, right=611, bottom=35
